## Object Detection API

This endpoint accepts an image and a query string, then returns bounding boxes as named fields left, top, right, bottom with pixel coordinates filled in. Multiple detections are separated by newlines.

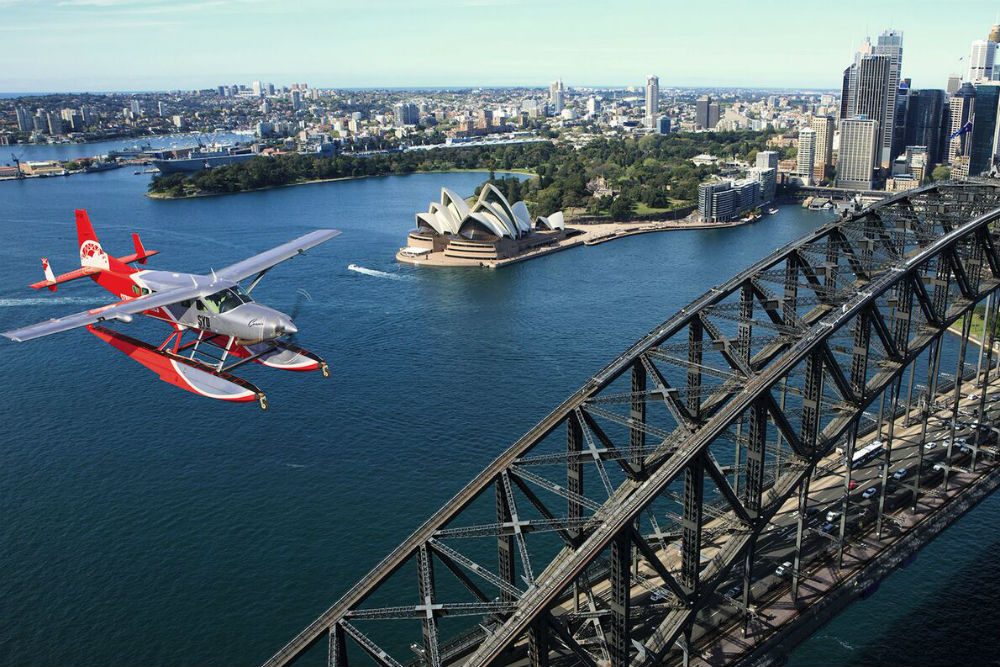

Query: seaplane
left=2, top=210, right=340, bottom=409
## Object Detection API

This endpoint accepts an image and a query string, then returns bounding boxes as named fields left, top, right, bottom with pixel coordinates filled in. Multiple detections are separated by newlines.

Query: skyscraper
left=810, top=115, right=834, bottom=181
left=839, top=66, right=853, bottom=118
left=708, top=101, right=720, bottom=129
left=903, top=89, right=946, bottom=165
left=645, top=75, right=659, bottom=128
left=948, top=82, right=976, bottom=166
left=874, top=30, right=904, bottom=167
left=549, top=80, right=564, bottom=114
left=252, top=80, right=263, bottom=97
left=836, top=118, right=880, bottom=190
left=849, top=51, right=891, bottom=171
left=968, top=40, right=997, bottom=82
left=797, top=127, right=817, bottom=185
left=947, top=75, right=963, bottom=95
left=696, top=95, right=711, bottom=129
left=968, top=83, right=1000, bottom=176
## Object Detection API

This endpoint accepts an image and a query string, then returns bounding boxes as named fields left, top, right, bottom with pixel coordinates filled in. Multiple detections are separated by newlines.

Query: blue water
left=6, top=132, right=247, bottom=163
left=0, top=170, right=993, bottom=666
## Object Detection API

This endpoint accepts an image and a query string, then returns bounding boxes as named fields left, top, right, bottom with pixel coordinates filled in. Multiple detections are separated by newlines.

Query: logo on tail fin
left=80, top=240, right=110, bottom=269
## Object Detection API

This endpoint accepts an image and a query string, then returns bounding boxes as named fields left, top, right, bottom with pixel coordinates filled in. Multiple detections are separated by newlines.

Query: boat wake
left=0, top=296, right=104, bottom=308
left=347, top=264, right=411, bottom=281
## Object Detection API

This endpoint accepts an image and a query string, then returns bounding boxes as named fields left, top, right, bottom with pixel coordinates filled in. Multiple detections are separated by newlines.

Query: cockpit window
left=202, top=287, right=252, bottom=314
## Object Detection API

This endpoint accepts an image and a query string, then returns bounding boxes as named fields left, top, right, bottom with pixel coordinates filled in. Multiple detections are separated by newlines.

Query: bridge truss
left=263, top=181, right=1000, bottom=667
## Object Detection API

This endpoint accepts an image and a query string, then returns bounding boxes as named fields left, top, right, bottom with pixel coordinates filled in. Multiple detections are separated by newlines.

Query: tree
left=609, top=196, right=634, bottom=221
left=931, top=165, right=951, bottom=182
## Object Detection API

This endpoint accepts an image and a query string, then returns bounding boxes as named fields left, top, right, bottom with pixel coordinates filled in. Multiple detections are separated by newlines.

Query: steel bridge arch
left=262, top=181, right=1000, bottom=667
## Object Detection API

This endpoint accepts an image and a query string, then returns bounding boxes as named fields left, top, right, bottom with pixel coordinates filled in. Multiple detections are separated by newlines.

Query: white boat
left=768, top=208, right=779, bottom=215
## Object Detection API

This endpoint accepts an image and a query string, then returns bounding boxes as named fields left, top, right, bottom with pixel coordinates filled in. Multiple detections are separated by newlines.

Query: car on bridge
left=893, top=467, right=909, bottom=481
left=862, top=486, right=879, bottom=500
left=774, top=561, right=793, bottom=577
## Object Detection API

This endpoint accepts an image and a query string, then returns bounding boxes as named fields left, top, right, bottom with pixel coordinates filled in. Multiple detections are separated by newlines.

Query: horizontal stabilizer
left=118, top=232, right=158, bottom=265
left=30, top=265, right=101, bottom=290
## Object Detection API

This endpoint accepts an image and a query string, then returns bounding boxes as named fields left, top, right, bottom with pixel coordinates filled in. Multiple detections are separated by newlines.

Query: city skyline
left=4, top=0, right=1000, bottom=92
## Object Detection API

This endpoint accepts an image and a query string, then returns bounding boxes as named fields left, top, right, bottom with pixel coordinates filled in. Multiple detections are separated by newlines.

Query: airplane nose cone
left=282, top=319, right=298, bottom=336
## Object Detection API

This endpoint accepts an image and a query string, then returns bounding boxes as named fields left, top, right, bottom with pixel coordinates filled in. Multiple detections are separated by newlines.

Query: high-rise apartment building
left=587, top=96, right=601, bottom=117
left=15, top=106, right=31, bottom=132
left=947, top=75, right=963, bottom=95
left=836, top=118, right=880, bottom=189
left=394, top=102, right=419, bottom=126
left=645, top=75, right=659, bottom=128
left=797, top=126, right=817, bottom=185
left=810, top=116, right=834, bottom=181
left=755, top=151, right=780, bottom=170
left=549, top=80, right=564, bottom=114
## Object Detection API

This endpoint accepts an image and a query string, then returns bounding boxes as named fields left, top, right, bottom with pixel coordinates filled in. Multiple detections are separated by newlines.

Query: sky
left=3, top=0, right=1000, bottom=92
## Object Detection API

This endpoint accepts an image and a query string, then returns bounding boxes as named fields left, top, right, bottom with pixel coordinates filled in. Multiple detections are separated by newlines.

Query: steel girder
left=260, top=182, right=1000, bottom=667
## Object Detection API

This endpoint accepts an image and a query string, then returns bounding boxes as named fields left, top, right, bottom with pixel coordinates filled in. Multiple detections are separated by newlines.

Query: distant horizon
left=5, top=0, right=998, bottom=93
left=0, top=84, right=844, bottom=98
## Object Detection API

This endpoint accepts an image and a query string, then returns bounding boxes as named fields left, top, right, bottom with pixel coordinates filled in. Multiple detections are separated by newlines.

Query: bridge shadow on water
left=788, top=512, right=1000, bottom=667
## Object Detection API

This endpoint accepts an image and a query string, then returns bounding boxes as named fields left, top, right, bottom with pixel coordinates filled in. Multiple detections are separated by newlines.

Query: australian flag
left=949, top=120, right=973, bottom=140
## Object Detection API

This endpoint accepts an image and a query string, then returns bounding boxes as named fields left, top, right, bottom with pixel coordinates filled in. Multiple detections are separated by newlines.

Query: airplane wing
left=2, top=283, right=207, bottom=342
left=215, top=229, right=340, bottom=283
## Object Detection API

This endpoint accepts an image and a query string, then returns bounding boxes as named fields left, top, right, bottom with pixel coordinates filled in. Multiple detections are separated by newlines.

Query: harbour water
left=1, top=168, right=998, bottom=666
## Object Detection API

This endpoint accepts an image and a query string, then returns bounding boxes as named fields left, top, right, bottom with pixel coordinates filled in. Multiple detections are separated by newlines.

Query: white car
left=775, top=561, right=793, bottom=577
left=892, top=467, right=908, bottom=481
left=826, top=509, right=842, bottom=522
left=862, top=486, right=878, bottom=500
left=924, top=441, right=937, bottom=451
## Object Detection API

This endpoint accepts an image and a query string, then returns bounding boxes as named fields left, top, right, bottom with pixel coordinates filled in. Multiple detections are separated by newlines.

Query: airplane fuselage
left=100, top=267, right=297, bottom=344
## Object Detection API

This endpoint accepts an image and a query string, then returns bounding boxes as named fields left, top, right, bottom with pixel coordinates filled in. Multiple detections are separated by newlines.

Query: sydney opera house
left=398, top=184, right=568, bottom=265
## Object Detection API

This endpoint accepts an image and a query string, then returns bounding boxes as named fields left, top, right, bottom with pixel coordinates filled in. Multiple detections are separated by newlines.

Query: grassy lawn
left=634, top=201, right=691, bottom=216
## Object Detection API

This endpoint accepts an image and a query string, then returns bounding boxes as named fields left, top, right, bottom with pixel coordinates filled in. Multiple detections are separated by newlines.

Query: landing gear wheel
left=258, top=394, right=269, bottom=411
left=321, top=363, right=330, bottom=378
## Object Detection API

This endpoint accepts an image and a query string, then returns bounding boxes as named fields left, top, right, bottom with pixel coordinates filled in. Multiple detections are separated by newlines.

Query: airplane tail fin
left=132, top=233, right=149, bottom=264
left=75, top=209, right=134, bottom=273
left=41, top=258, right=57, bottom=292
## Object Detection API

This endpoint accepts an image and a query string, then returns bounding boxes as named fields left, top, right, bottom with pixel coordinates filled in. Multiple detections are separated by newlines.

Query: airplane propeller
left=276, top=288, right=312, bottom=345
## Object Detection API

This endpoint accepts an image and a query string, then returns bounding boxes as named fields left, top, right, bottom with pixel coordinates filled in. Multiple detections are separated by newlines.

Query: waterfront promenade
left=396, top=215, right=758, bottom=268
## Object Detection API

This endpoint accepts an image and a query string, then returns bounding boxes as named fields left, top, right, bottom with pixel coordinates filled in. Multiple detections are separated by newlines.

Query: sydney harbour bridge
left=262, top=181, right=1000, bottom=667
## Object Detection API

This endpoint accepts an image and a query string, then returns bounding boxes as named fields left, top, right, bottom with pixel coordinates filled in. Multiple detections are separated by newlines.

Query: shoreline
left=145, top=167, right=537, bottom=200
left=397, top=214, right=767, bottom=269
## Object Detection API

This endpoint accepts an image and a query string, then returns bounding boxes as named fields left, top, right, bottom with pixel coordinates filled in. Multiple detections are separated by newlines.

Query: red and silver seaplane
left=2, top=210, right=340, bottom=409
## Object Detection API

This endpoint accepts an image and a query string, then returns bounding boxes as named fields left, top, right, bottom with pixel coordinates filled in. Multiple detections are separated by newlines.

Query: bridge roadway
left=525, top=368, right=1000, bottom=667
left=487, top=363, right=1000, bottom=666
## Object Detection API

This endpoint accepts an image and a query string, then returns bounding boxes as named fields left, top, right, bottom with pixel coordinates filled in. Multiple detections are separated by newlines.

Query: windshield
left=203, top=287, right=252, bottom=314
